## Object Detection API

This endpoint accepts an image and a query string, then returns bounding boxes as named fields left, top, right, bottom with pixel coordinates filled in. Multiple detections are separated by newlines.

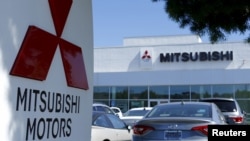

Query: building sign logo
left=141, top=50, right=151, bottom=62
left=140, top=48, right=153, bottom=69
left=10, top=0, right=89, bottom=90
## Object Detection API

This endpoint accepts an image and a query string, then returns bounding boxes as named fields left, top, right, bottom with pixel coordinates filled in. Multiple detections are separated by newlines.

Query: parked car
left=92, top=103, right=116, bottom=115
left=120, top=107, right=152, bottom=127
left=111, top=107, right=123, bottom=118
left=132, top=101, right=227, bottom=141
left=200, top=97, right=248, bottom=125
left=91, top=111, right=132, bottom=141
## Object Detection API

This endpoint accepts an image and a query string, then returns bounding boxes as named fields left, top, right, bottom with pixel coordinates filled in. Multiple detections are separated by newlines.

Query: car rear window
left=204, top=100, right=237, bottom=112
left=147, top=104, right=211, bottom=118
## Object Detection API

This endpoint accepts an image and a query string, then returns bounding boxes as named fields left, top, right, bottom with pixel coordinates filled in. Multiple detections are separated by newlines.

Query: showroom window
left=234, top=84, right=250, bottom=116
left=212, top=84, right=234, bottom=98
left=93, top=86, right=110, bottom=105
left=170, top=85, right=190, bottom=101
left=149, top=86, right=169, bottom=99
left=129, top=86, right=148, bottom=108
left=235, top=84, right=250, bottom=99
left=110, top=86, right=129, bottom=113
left=191, top=85, right=212, bottom=99
left=93, top=84, right=250, bottom=118
left=129, top=100, right=148, bottom=109
left=111, top=86, right=128, bottom=99
left=93, top=86, right=109, bottom=99
left=129, top=86, right=148, bottom=99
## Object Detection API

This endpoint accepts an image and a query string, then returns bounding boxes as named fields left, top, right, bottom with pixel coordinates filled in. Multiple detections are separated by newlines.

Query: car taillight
left=133, top=125, right=155, bottom=135
left=229, top=116, right=243, bottom=123
left=191, top=125, right=208, bottom=136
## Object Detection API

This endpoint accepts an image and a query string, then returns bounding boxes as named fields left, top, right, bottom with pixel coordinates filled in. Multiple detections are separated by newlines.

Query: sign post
left=0, top=0, right=93, bottom=141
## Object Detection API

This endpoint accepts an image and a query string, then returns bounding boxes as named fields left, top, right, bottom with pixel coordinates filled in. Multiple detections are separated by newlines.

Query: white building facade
left=94, top=35, right=250, bottom=114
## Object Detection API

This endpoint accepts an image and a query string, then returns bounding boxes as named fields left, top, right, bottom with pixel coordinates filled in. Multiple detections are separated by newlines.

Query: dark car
left=132, top=101, right=227, bottom=141
left=200, top=98, right=247, bottom=125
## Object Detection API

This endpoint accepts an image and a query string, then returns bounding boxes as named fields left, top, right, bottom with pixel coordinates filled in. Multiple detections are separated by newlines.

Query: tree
left=152, top=0, right=250, bottom=43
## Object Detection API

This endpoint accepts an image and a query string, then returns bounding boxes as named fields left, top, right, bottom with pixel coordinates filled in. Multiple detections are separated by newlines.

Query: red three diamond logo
left=10, top=0, right=89, bottom=90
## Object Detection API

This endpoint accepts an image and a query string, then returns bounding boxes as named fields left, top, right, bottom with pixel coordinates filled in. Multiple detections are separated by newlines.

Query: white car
left=111, top=107, right=123, bottom=118
left=92, top=103, right=116, bottom=115
left=120, top=107, right=152, bottom=127
left=91, top=111, right=132, bottom=141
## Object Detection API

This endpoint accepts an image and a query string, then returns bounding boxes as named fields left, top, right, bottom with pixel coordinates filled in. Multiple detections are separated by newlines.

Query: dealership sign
left=140, top=48, right=153, bottom=69
left=0, top=0, right=93, bottom=141
left=160, top=51, right=233, bottom=62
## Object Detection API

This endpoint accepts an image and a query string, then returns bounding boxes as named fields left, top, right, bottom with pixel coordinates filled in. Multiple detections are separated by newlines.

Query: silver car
left=199, top=98, right=248, bottom=125
left=132, top=101, right=227, bottom=141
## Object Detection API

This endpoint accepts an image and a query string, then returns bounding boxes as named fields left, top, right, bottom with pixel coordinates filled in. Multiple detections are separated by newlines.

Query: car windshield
left=146, top=104, right=212, bottom=118
left=124, top=109, right=150, bottom=116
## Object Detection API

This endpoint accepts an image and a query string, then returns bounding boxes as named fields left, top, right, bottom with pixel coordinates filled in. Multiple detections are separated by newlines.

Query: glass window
left=147, top=104, right=211, bottom=118
left=170, top=99, right=191, bottom=102
left=235, top=84, right=250, bottom=98
left=212, top=84, right=234, bottom=98
left=93, top=100, right=110, bottom=106
left=237, top=100, right=250, bottom=114
left=110, top=99, right=128, bottom=113
left=94, top=115, right=110, bottom=128
left=234, top=84, right=250, bottom=117
left=94, top=87, right=109, bottom=99
left=111, top=86, right=128, bottom=99
left=191, top=85, right=212, bottom=99
left=129, top=100, right=148, bottom=109
left=129, top=86, right=148, bottom=99
left=149, top=86, right=169, bottom=99
left=190, top=85, right=200, bottom=100
left=106, top=114, right=126, bottom=129
left=170, top=85, right=190, bottom=99
left=201, top=100, right=237, bottom=112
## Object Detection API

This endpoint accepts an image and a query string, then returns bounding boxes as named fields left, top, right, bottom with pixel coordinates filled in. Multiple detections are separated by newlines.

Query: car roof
left=110, top=107, right=120, bottom=109
left=200, top=97, right=235, bottom=102
left=128, top=107, right=153, bottom=111
left=93, top=103, right=109, bottom=106
left=158, top=101, right=213, bottom=106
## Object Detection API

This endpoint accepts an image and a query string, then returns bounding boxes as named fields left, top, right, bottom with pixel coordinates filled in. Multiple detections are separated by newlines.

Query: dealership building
left=93, top=35, right=250, bottom=114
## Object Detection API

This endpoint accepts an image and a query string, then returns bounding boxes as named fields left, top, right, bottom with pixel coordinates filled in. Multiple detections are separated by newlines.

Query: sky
left=92, top=0, right=249, bottom=48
